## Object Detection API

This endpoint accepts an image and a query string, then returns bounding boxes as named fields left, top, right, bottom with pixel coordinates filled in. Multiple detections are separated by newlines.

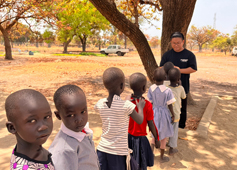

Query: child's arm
left=130, top=98, right=145, bottom=124
left=168, top=104, right=175, bottom=123
left=148, top=120, right=160, bottom=148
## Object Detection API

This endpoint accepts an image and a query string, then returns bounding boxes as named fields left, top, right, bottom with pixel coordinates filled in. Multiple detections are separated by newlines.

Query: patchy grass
left=79, top=52, right=106, bottom=57
left=52, top=53, right=81, bottom=57
left=52, top=52, right=106, bottom=57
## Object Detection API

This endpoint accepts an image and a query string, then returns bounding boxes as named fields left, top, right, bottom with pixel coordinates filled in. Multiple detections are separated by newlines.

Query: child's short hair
left=153, top=68, right=166, bottom=82
left=129, top=72, right=147, bottom=92
left=54, top=84, right=83, bottom=111
left=5, top=89, right=47, bottom=122
left=163, top=62, right=174, bottom=75
left=168, top=68, right=181, bottom=83
left=103, top=67, right=125, bottom=91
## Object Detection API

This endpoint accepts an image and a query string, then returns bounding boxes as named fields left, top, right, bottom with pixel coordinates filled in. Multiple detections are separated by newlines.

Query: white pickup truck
left=100, top=45, right=129, bottom=56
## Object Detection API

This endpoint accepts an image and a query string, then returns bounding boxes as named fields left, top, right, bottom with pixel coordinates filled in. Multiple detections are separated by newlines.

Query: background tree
left=211, top=34, right=231, bottom=55
left=186, top=33, right=196, bottom=51
left=50, top=0, right=109, bottom=53
left=149, top=36, right=160, bottom=48
left=188, top=25, right=220, bottom=52
left=0, top=0, right=53, bottom=60
left=42, top=30, right=55, bottom=47
left=231, top=25, right=237, bottom=47
left=7, top=23, right=30, bottom=48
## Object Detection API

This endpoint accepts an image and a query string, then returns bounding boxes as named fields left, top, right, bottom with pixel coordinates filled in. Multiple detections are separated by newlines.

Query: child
left=147, top=68, right=176, bottom=163
left=167, top=68, right=186, bottom=155
left=163, top=61, right=174, bottom=86
left=94, top=67, right=145, bottom=170
left=49, top=85, right=100, bottom=170
left=5, top=89, right=55, bottom=169
left=128, top=72, right=160, bottom=170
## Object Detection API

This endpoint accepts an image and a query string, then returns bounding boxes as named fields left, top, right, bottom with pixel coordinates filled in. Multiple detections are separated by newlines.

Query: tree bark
left=63, top=39, right=71, bottom=53
left=198, top=44, right=202, bottom=52
left=159, top=0, right=197, bottom=57
left=124, top=34, right=127, bottom=49
left=89, top=0, right=158, bottom=81
left=79, top=34, right=87, bottom=52
left=1, top=29, right=13, bottom=60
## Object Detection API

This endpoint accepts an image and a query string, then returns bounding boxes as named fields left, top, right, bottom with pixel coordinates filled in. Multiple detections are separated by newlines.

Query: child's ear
left=54, top=111, right=61, bottom=120
left=6, top=121, right=16, bottom=134
left=120, top=83, right=123, bottom=89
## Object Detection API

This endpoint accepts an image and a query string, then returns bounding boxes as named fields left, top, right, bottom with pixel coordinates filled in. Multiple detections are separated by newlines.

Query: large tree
left=50, top=0, right=109, bottom=53
left=89, top=0, right=197, bottom=81
left=0, top=0, right=53, bottom=60
left=211, top=34, right=231, bottom=55
left=188, top=25, right=220, bottom=52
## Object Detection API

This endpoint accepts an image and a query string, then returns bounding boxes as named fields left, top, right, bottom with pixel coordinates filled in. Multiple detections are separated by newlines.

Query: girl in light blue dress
left=147, top=68, right=176, bottom=163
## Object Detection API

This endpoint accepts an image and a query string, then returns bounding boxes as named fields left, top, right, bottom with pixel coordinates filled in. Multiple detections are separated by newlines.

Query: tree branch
left=139, top=0, right=162, bottom=11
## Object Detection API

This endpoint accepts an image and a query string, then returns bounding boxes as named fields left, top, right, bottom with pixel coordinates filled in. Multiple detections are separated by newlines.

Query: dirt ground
left=0, top=50, right=237, bottom=169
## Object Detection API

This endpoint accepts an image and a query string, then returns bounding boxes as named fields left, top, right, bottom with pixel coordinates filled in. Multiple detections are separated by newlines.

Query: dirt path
left=0, top=52, right=237, bottom=169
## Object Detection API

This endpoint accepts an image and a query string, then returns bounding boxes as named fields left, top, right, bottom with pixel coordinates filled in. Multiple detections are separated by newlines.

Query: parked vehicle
left=231, top=47, right=237, bottom=56
left=100, top=45, right=129, bottom=56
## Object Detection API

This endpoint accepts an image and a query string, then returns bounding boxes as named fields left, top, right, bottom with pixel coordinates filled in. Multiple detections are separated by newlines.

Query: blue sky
left=142, top=0, right=237, bottom=37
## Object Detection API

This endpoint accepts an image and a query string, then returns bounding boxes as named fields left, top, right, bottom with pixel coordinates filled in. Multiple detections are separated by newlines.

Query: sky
left=142, top=0, right=237, bottom=38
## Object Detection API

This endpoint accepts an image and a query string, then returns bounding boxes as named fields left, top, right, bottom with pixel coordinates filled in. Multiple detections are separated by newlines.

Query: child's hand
left=135, top=97, right=145, bottom=110
left=171, top=116, right=174, bottom=124
left=155, top=139, right=160, bottom=149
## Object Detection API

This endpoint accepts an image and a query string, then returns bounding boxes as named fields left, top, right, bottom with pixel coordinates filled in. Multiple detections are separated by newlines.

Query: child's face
left=56, top=92, right=88, bottom=132
left=14, top=98, right=53, bottom=145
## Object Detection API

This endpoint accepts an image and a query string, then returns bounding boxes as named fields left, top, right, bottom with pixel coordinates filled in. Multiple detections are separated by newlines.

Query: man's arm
left=174, top=66, right=196, bottom=74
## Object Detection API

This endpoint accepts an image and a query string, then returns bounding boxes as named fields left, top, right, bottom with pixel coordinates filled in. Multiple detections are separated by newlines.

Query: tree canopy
left=52, top=0, right=110, bottom=52
left=188, top=25, right=220, bottom=52
left=0, top=0, right=54, bottom=59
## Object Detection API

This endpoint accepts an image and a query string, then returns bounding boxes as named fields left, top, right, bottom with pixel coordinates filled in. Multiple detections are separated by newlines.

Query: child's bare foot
left=169, top=148, right=178, bottom=155
left=160, top=156, right=169, bottom=163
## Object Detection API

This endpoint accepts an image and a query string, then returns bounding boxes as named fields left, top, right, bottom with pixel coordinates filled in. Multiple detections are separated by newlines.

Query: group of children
left=5, top=62, right=186, bottom=170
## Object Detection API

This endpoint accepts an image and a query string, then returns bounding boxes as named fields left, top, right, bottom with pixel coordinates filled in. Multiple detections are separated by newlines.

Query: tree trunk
left=99, top=43, right=101, bottom=50
left=63, top=39, right=71, bottom=53
left=1, top=29, right=13, bottom=60
left=124, top=34, right=127, bottom=49
left=36, top=36, right=39, bottom=48
left=89, top=0, right=158, bottom=81
left=79, top=35, right=87, bottom=52
left=198, top=44, right=202, bottom=52
left=159, top=0, right=197, bottom=57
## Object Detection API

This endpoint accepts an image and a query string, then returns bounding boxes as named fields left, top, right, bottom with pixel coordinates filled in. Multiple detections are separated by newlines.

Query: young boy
left=128, top=72, right=160, bottom=169
left=167, top=68, right=186, bottom=155
left=95, top=67, right=145, bottom=170
left=49, top=85, right=100, bottom=170
left=5, top=89, right=55, bottom=169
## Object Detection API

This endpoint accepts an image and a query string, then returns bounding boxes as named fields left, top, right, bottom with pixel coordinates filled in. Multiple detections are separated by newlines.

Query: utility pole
left=213, top=13, right=216, bottom=29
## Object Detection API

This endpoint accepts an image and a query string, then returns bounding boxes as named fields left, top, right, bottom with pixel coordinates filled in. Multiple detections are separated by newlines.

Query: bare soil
left=0, top=51, right=237, bottom=169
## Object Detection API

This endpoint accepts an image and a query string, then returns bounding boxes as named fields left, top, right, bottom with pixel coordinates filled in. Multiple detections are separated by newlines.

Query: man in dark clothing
left=160, top=32, right=197, bottom=129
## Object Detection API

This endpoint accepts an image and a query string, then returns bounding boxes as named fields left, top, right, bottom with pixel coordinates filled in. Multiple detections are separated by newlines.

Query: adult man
left=160, top=32, right=197, bottom=129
